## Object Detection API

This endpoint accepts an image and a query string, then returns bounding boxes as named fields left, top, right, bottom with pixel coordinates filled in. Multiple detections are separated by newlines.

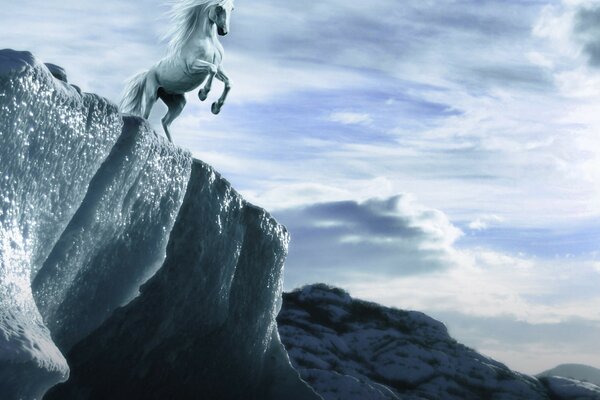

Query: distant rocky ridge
left=539, top=364, right=600, bottom=387
left=278, top=284, right=600, bottom=400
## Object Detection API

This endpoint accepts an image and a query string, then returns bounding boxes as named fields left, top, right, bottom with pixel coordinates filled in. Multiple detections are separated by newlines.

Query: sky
left=2, top=0, right=600, bottom=374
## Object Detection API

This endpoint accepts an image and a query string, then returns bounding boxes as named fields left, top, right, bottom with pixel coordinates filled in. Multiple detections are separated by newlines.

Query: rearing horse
left=120, top=0, right=234, bottom=142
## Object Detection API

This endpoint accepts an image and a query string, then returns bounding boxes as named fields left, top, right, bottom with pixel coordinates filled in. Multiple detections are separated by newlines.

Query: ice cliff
left=278, top=284, right=600, bottom=400
left=0, top=49, right=319, bottom=400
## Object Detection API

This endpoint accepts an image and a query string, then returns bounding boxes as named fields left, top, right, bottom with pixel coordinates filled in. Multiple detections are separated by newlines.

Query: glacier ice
left=0, top=49, right=319, bottom=400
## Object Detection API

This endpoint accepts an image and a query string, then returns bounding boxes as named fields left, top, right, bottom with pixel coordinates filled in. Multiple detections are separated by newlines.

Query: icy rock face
left=1, top=48, right=311, bottom=400
left=46, top=160, right=321, bottom=400
left=278, top=284, right=552, bottom=400
left=0, top=49, right=121, bottom=399
left=32, top=116, right=192, bottom=350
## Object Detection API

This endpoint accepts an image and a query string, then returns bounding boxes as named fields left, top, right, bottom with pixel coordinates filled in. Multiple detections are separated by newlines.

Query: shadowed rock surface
left=46, top=160, right=320, bottom=400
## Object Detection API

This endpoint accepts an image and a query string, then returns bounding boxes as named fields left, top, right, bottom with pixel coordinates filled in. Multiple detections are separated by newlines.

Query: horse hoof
left=211, top=102, right=221, bottom=115
left=198, top=91, right=208, bottom=101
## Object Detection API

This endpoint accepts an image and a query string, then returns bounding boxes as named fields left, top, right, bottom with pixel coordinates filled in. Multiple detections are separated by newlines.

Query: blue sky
left=2, top=0, right=600, bottom=374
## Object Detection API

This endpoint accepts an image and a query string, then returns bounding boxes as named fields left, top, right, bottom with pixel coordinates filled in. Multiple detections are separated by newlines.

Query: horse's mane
left=164, top=0, right=234, bottom=55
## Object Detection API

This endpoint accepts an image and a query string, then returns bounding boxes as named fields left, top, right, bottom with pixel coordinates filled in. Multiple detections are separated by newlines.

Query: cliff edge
left=0, top=49, right=319, bottom=400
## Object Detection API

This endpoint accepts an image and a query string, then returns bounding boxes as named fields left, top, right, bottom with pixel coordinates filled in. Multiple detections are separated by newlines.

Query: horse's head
left=209, top=2, right=234, bottom=36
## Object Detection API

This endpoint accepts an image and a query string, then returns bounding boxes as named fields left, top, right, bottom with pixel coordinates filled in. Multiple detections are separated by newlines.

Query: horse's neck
left=184, top=15, right=223, bottom=61
left=174, top=12, right=223, bottom=62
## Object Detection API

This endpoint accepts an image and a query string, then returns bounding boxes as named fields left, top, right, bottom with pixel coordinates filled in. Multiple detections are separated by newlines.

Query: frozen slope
left=0, top=49, right=121, bottom=399
left=46, top=160, right=321, bottom=400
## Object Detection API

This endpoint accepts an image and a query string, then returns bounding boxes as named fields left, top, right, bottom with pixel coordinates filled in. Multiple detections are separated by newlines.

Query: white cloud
left=277, top=195, right=464, bottom=289
left=223, top=52, right=374, bottom=104
left=468, top=215, right=504, bottom=230
left=328, top=112, right=373, bottom=126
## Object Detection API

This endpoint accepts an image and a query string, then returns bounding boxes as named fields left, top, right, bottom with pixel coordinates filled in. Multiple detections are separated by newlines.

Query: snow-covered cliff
left=0, top=49, right=318, bottom=400
left=278, top=284, right=600, bottom=400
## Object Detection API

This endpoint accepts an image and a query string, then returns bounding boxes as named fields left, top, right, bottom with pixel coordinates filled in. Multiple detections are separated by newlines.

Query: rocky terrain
left=278, top=284, right=600, bottom=400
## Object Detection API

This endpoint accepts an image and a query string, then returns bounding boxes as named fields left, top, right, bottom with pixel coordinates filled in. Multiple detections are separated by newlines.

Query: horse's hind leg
left=158, top=88, right=186, bottom=143
left=142, top=72, right=159, bottom=119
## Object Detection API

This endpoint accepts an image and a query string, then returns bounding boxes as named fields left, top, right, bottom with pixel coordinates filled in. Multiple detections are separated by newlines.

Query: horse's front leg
left=211, top=67, right=232, bottom=115
left=198, top=74, right=214, bottom=102
left=189, top=60, right=217, bottom=101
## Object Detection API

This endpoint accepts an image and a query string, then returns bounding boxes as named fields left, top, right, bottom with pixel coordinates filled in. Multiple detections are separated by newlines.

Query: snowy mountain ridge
left=278, top=284, right=600, bottom=400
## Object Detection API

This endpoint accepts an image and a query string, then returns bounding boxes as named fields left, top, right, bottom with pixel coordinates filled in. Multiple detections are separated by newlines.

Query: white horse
left=120, top=0, right=234, bottom=142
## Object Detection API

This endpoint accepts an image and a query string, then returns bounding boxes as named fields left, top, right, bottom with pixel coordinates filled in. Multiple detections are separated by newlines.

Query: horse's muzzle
left=218, top=27, right=228, bottom=36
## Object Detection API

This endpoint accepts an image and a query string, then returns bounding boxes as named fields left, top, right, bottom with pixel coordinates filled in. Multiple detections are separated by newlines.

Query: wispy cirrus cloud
left=468, top=215, right=504, bottom=231
left=329, top=112, right=373, bottom=126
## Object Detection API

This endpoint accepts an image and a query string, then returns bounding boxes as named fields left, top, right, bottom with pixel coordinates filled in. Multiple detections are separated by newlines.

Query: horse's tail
left=119, top=71, right=149, bottom=117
